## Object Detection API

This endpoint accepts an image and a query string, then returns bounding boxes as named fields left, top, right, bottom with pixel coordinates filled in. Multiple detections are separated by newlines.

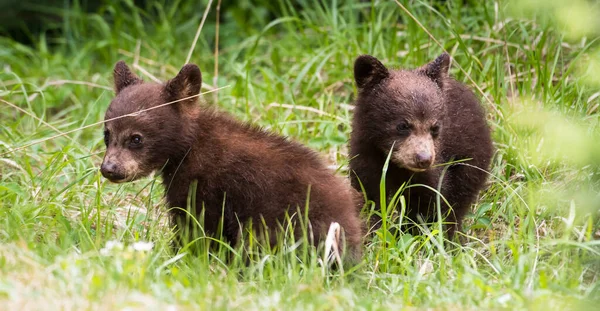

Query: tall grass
left=0, top=0, right=598, bottom=309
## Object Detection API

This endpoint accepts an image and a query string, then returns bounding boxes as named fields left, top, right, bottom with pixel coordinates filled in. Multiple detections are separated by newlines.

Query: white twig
left=185, top=0, right=214, bottom=65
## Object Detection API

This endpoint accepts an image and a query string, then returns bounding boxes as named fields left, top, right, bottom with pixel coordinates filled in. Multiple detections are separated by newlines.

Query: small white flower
left=497, top=293, right=511, bottom=304
left=418, top=259, right=434, bottom=276
left=100, top=240, right=124, bottom=256
left=131, top=241, right=154, bottom=252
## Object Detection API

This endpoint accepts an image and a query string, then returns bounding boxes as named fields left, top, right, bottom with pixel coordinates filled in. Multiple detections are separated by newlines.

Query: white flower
left=131, top=241, right=154, bottom=252
left=497, top=293, right=512, bottom=305
left=100, top=240, right=124, bottom=256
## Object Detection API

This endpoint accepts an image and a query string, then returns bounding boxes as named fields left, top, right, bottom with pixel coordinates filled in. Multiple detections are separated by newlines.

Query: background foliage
left=1, top=0, right=599, bottom=309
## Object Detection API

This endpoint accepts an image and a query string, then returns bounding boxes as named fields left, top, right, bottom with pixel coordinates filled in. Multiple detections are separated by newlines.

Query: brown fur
left=101, top=61, right=363, bottom=261
left=349, top=53, right=494, bottom=238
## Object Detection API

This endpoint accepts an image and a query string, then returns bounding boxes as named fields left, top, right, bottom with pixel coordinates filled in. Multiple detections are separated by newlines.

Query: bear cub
left=349, top=53, right=493, bottom=238
left=100, top=61, right=363, bottom=261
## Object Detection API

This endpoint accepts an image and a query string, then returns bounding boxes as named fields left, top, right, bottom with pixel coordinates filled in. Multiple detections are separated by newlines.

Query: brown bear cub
left=349, top=53, right=493, bottom=239
left=100, top=61, right=363, bottom=261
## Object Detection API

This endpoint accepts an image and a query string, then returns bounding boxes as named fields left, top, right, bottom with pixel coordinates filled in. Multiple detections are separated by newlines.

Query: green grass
left=1, top=0, right=599, bottom=309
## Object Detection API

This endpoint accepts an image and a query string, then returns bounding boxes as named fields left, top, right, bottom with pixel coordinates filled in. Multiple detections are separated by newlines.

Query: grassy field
left=1, top=0, right=599, bottom=309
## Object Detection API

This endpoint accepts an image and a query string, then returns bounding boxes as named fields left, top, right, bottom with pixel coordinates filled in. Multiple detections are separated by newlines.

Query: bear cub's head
left=353, top=53, right=450, bottom=172
left=100, top=61, right=202, bottom=183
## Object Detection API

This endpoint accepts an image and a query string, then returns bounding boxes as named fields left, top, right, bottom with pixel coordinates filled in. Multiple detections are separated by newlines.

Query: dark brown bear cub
left=349, top=53, right=493, bottom=239
left=100, top=61, right=363, bottom=261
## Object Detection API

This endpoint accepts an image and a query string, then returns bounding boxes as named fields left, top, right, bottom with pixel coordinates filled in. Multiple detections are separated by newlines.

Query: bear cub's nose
left=415, top=151, right=433, bottom=169
left=101, top=161, right=126, bottom=181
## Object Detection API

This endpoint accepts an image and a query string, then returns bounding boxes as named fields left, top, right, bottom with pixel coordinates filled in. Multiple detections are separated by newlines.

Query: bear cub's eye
left=129, top=134, right=143, bottom=148
left=430, top=123, right=441, bottom=138
left=103, top=129, right=110, bottom=146
left=396, top=121, right=411, bottom=135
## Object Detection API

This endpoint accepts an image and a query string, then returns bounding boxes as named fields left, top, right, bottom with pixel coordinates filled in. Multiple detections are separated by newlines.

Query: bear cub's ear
left=354, top=55, right=390, bottom=89
left=419, top=53, right=450, bottom=88
left=113, top=61, right=142, bottom=94
left=164, top=64, right=202, bottom=104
